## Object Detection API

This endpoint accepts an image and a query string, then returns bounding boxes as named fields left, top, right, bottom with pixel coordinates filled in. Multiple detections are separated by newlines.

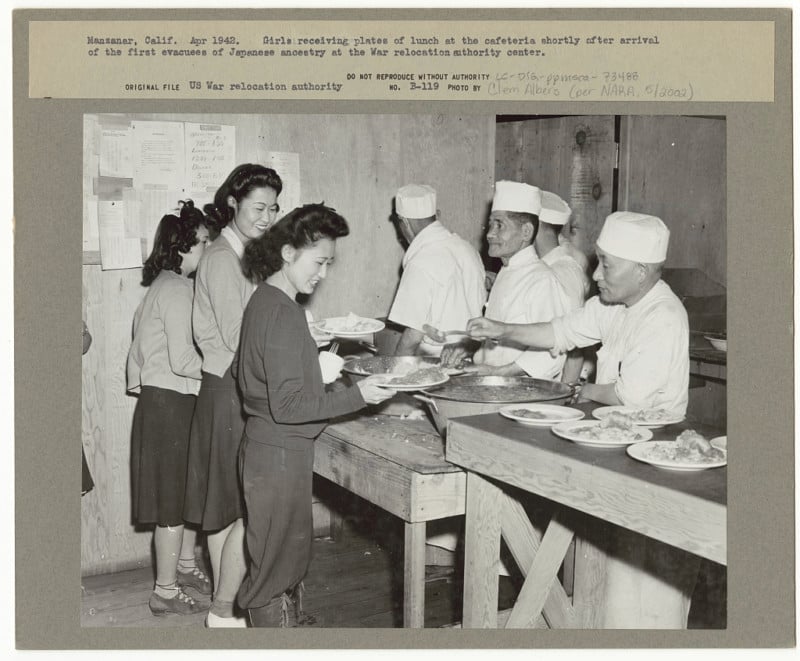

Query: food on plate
left=627, top=408, right=673, bottom=423
left=319, top=312, right=378, bottom=333
left=508, top=408, right=549, bottom=420
left=384, top=367, right=448, bottom=386
left=645, top=430, right=726, bottom=463
left=568, top=413, right=645, bottom=443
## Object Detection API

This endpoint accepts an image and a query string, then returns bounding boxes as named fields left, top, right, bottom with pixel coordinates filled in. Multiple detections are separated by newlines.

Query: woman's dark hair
left=204, top=163, right=283, bottom=233
left=244, top=203, right=350, bottom=281
left=141, top=200, right=206, bottom=286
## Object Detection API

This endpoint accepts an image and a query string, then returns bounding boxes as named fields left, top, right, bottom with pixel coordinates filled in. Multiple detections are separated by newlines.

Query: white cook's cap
left=539, top=191, right=571, bottom=225
left=596, top=211, right=670, bottom=263
left=396, top=184, right=437, bottom=219
left=491, top=181, right=542, bottom=215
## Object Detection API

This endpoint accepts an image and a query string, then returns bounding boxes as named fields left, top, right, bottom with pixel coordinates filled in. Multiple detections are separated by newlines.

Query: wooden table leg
left=403, top=520, right=426, bottom=628
left=462, top=473, right=503, bottom=628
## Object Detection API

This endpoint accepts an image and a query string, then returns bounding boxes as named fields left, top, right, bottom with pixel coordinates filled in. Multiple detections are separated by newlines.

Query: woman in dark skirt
left=236, top=204, right=395, bottom=627
left=182, top=164, right=283, bottom=627
left=126, top=201, right=210, bottom=616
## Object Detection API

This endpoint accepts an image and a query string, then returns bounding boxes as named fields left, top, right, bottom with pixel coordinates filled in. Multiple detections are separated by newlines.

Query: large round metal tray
left=343, top=355, right=440, bottom=376
left=421, top=374, right=573, bottom=403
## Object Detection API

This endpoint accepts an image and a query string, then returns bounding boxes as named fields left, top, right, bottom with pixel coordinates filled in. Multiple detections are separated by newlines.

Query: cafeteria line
left=81, top=113, right=726, bottom=629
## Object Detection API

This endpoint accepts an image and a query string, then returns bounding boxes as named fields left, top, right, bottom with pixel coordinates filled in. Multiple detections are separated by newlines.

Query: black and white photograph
left=79, top=112, right=727, bottom=630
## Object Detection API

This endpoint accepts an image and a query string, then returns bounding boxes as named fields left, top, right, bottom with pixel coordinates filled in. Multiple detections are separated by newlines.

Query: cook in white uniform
left=467, top=211, right=697, bottom=627
left=534, top=191, right=591, bottom=384
left=387, top=184, right=486, bottom=357
left=443, top=180, right=573, bottom=379
left=535, top=191, right=591, bottom=309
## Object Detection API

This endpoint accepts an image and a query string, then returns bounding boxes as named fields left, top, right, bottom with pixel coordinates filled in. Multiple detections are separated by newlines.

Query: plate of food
left=313, top=312, right=385, bottom=337
left=499, top=404, right=585, bottom=427
left=551, top=414, right=652, bottom=448
left=592, top=406, right=684, bottom=428
left=370, top=367, right=450, bottom=392
left=626, top=430, right=727, bottom=471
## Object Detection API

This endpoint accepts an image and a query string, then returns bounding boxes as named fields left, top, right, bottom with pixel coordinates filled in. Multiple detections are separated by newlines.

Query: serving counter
left=314, top=412, right=465, bottom=628
left=445, top=403, right=726, bottom=628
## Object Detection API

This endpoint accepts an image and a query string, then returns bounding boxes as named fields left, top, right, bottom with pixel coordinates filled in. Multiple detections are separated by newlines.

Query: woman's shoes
left=177, top=566, right=213, bottom=595
left=205, top=611, right=248, bottom=628
left=149, top=588, right=208, bottom=616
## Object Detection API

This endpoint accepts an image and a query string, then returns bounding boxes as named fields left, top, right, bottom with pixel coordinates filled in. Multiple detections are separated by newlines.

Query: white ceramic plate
left=710, top=435, right=727, bottom=451
left=313, top=316, right=385, bottom=337
left=500, top=404, right=585, bottom=427
left=551, top=420, right=652, bottom=448
left=370, top=373, right=450, bottom=392
left=704, top=335, right=727, bottom=352
left=592, top=405, right=685, bottom=428
left=627, top=441, right=727, bottom=471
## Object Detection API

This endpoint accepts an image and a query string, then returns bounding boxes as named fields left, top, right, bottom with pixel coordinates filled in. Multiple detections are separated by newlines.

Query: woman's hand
left=439, top=343, right=472, bottom=369
left=467, top=317, right=507, bottom=340
left=356, top=377, right=396, bottom=405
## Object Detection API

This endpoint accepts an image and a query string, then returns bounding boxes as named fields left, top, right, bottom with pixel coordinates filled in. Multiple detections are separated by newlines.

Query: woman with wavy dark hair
left=183, top=163, right=283, bottom=627
left=236, top=204, right=394, bottom=627
left=126, top=201, right=210, bottom=616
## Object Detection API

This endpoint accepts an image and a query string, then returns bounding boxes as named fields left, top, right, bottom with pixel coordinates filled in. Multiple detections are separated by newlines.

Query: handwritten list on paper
left=99, top=128, right=134, bottom=178
left=262, top=151, right=301, bottom=217
left=185, top=123, right=235, bottom=192
left=132, top=120, right=185, bottom=190
left=97, top=201, right=142, bottom=270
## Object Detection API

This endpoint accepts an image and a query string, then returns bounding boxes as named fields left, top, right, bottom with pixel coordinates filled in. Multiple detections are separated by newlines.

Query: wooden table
left=446, top=404, right=726, bottom=628
left=314, top=413, right=466, bottom=627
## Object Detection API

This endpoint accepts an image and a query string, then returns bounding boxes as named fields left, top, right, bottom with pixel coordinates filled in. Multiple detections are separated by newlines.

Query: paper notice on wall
left=99, top=128, right=133, bottom=178
left=123, top=189, right=184, bottom=255
left=131, top=120, right=185, bottom=190
left=83, top=195, right=99, bottom=252
left=98, top=200, right=142, bottom=270
left=261, top=151, right=301, bottom=218
left=185, top=123, right=235, bottom=192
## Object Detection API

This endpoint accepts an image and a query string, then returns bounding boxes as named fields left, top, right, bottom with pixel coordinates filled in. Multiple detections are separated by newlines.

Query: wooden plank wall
left=495, top=116, right=617, bottom=259
left=618, top=115, right=726, bottom=286
left=81, top=113, right=495, bottom=575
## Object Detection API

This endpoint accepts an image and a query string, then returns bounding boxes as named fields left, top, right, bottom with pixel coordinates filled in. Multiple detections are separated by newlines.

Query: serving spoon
left=422, top=323, right=469, bottom=343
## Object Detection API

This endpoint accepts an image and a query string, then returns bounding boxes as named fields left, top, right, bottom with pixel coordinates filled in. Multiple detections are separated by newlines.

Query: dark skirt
left=183, top=368, right=246, bottom=530
left=237, top=434, right=314, bottom=610
left=130, top=386, right=197, bottom=526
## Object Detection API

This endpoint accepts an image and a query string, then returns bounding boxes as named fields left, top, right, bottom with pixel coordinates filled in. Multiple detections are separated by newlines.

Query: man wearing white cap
left=536, top=191, right=591, bottom=310
left=388, top=184, right=486, bottom=357
left=442, top=180, right=573, bottom=379
left=466, top=210, right=695, bottom=627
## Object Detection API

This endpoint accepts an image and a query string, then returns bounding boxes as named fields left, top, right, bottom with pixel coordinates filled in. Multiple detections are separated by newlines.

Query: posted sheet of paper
left=122, top=189, right=184, bottom=255
left=262, top=151, right=301, bottom=217
left=99, top=128, right=133, bottom=178
left=97, top=200, right=142, bottom=270
left=185, top=123, right=236, bottom=192
left=82, top=195, right=99, bottom=253
left=131, top=120, right=185, bottom=190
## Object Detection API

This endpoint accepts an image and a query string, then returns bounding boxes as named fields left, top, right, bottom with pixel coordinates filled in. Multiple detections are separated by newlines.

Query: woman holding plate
left=236, top=203, right=394, bottom=627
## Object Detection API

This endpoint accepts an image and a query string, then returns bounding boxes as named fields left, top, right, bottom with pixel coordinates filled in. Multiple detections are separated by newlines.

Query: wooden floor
left=81, top=505, right=725, bottom=629
left=81, top=514, right=516, bottom=628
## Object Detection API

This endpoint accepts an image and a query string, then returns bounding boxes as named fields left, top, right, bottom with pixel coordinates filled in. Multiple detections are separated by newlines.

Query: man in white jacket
left=388, top=184, right=486, bottom=357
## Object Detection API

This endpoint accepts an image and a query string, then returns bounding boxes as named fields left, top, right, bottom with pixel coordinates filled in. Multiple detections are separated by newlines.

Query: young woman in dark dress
left=236, top=204, right=395, bottom=627
left=126, top=201, right=210, bottom=616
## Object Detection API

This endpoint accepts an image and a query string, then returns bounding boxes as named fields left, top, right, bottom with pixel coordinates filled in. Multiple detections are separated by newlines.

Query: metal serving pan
left=421, top=374, right=573, bottom=403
